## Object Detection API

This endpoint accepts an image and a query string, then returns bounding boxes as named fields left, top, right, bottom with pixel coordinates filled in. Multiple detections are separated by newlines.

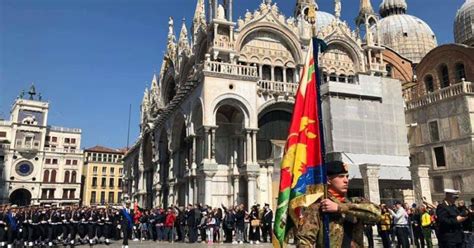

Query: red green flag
left=272, top=39, right=326, bottom=248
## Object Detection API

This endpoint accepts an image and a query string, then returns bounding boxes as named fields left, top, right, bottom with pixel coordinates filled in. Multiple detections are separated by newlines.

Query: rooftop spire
left=178, top=18, right=190, bottom=51
left=168, top=17, right=175, bottom=41
left=356, top=0, right=376, bottom=26
left=192, top=0, right=207, bottom=44
left=359, top=0, right=375, bottom=16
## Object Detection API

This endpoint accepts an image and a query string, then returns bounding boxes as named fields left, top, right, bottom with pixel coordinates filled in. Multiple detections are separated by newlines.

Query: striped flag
left=272, top=38, right=327, bottom=248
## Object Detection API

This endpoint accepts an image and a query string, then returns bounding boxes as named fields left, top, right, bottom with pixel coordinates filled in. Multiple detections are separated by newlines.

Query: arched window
left=439, top=64, right=450, bottom=88
left=338, top=74, right=347, bottom=83
left=43, top=170, right=49, bottom=183
left=386, top=64, right=393, bottom=77
left=424, top=75, right=435, bottom=93
left=71, top=171, right=77, bottom=183
left=274, top=67, right=283, bottom=82
left=329, top=73, right=337, bottom=82
left=64, top=171, right=70, bottom=183
left=286, top=68, right=294, bottom=83
left=262, top=65, right=271, bottom=80
left=348, top=75, right=355, bottom=84
left=455, top=63, right=466, bottom=82
left=50, top=170, right=56, bottom=183
left=322, top=72, right=328, bottom=83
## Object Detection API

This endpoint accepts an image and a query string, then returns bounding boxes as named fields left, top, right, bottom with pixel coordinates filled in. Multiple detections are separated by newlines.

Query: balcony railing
left=406, top=81, right=473, bottom=110
left=213, top=40, right=234, bottom=50
left=204, top=61, right=258, bottom=78
left=43, top=147, right=83, bottom=154
left=0, top=121, right=11, bottom=126
left=0, top=143, right=10, bottom=149
left=48, top=126, right=82, bottom=133
left=257, top=80, right=299, bottom=96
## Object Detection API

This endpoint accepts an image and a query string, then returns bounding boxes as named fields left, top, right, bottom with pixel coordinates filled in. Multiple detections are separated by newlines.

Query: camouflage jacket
left=295, top=194, right=381, bottom=248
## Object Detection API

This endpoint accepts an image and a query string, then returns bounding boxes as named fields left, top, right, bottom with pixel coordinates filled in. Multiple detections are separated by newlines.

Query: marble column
left=271, top=66, right=275, bottom=81
left=204, top=173, right=215, bottom=205
left=204, top=128, right=211, bottom=161
left=191, top=135, right=197, bottom=169
left=359, top=164, right=381, bottom=204
left=247, top=174, right=257, bottom=207
left=252, top=130, right=258, bottom=164
left=188, top=178, right=194, bottom=204
left=409, top=164, right=432, bottom=204
left=233, top=175, right=240, bottom=204
left=169, top=182, right=175, bottom=206
left=193, top=177, right=198, bottom=203
left=210, top=127, right=216, bottom=163
left=245, top=130, right=252, bottom=165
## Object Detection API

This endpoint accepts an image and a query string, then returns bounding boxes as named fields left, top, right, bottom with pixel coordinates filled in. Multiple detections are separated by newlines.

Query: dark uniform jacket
left=436, top=201, right=464, bottom=246
left=296, top=194, right=381, bottom=248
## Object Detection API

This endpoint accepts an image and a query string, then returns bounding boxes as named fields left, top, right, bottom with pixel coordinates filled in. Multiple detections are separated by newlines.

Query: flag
left=272, top=38, right=326, bottom=248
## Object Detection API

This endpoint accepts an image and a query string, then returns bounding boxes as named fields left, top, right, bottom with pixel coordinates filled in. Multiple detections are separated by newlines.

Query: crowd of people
left=365, top=197, right=473, bottom=248
left=0, top=193, right=472, bottom=247
left=0, top=201, right=274, bottom=248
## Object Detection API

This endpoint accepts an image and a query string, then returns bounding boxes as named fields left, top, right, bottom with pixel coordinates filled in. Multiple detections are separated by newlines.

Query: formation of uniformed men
left=0, top=202, right=134, bottom=248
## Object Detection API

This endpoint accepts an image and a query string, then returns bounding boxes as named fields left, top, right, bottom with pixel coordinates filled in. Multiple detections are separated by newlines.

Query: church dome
left=315, top=11, right=336, bottom=32
left=454, top=0, right=474, bottom=46
left=378, top=0, right=437, bottom=63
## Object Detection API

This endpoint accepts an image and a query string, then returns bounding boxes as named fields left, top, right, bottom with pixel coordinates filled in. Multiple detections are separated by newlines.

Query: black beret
left=326, top=161, right=348, bottom=176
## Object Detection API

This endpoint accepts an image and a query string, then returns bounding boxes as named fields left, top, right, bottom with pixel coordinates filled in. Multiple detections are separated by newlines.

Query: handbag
left=250, top=219, right=260, bottom=227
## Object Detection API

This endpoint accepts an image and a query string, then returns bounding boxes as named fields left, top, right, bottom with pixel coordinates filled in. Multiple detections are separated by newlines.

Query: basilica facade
left=123, top=0, right=436, bottom=209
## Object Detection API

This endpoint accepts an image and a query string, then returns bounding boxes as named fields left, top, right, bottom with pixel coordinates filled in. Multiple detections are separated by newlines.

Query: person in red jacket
left=164, top=208, right=176, bottom=242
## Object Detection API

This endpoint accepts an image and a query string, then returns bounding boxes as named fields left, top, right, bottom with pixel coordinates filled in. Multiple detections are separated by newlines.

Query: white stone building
left=404, top=0, right=474, bottom=203
left=0, top=86, right=83, bottom=205
left=124, top=0, right=435, bottom=209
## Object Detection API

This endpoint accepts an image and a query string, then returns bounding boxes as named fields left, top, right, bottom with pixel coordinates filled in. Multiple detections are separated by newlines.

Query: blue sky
left=0, top=0, right=465, bottom=149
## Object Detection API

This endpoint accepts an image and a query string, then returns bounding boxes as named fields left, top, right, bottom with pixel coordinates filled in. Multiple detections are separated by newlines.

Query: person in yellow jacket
left=420, top=205, right=433, bottom=248
left=379, top=204, right=393, bottom=248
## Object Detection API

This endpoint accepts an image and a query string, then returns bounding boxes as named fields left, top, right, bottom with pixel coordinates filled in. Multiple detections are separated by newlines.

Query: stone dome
left=454, top=0, right=474, bottom=46
left=315, top=11, right=336, bottom=32
left=378, top=0, right=437, bottom=63
left=380, top=0, right=407, bottom=17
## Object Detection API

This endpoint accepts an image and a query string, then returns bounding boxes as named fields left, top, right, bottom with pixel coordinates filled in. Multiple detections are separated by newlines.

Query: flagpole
left=307, top=5, right=330, bottom=248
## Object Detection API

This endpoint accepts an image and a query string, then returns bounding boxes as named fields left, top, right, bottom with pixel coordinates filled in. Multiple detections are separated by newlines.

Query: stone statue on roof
left=168, top=17, right=174, bottom=36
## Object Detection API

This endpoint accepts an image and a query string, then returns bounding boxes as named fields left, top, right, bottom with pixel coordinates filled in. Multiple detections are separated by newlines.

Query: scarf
left=329, top=188, right=346, bottom=203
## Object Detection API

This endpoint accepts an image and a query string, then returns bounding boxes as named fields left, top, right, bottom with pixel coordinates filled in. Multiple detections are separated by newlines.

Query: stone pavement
left=87, top=239, right=440, bottom=247
left=93, top=241, right=273, bottom=247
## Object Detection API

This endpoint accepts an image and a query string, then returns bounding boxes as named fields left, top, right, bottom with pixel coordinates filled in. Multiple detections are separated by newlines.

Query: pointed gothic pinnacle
left=179, top=18, right=188, bottom=40
left=152, top=73, right=158, bottom=85
left=359, top=0, right=375, bottom=15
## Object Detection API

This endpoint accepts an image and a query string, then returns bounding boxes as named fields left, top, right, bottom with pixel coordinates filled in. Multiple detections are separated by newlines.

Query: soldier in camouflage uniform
left=296, top=161, right=381, bottom=248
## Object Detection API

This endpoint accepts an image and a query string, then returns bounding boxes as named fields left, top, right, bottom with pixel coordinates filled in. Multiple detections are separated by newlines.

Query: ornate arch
left=323, top=37, right=364, bottom=73
left=210, top=93, right=253, bottom=128
left=189, top=98, right=204, bottom=135
left=235, top=22, right=303, bottom=64
left=258, top=98, right=295, bottom=116
left=162, top=59, right=177, bottom=105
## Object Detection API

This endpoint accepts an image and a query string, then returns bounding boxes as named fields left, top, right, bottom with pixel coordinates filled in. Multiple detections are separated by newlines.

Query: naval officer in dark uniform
left=436, top=189, right=470, bottom=248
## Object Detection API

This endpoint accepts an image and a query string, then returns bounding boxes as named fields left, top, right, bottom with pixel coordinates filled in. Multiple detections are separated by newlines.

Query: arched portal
left=215, top=105, right=245, bottom=166
left=258, top=103, right=293, bottom=210
left=171, top=113, right=188, bottom=207
left=158, top=128, right=170, bottom=207
left=215, top=104, right=246, bottom=206
left=10, top=189, right=32, bottom=206
left=142, top=134, right=154, bottom=209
